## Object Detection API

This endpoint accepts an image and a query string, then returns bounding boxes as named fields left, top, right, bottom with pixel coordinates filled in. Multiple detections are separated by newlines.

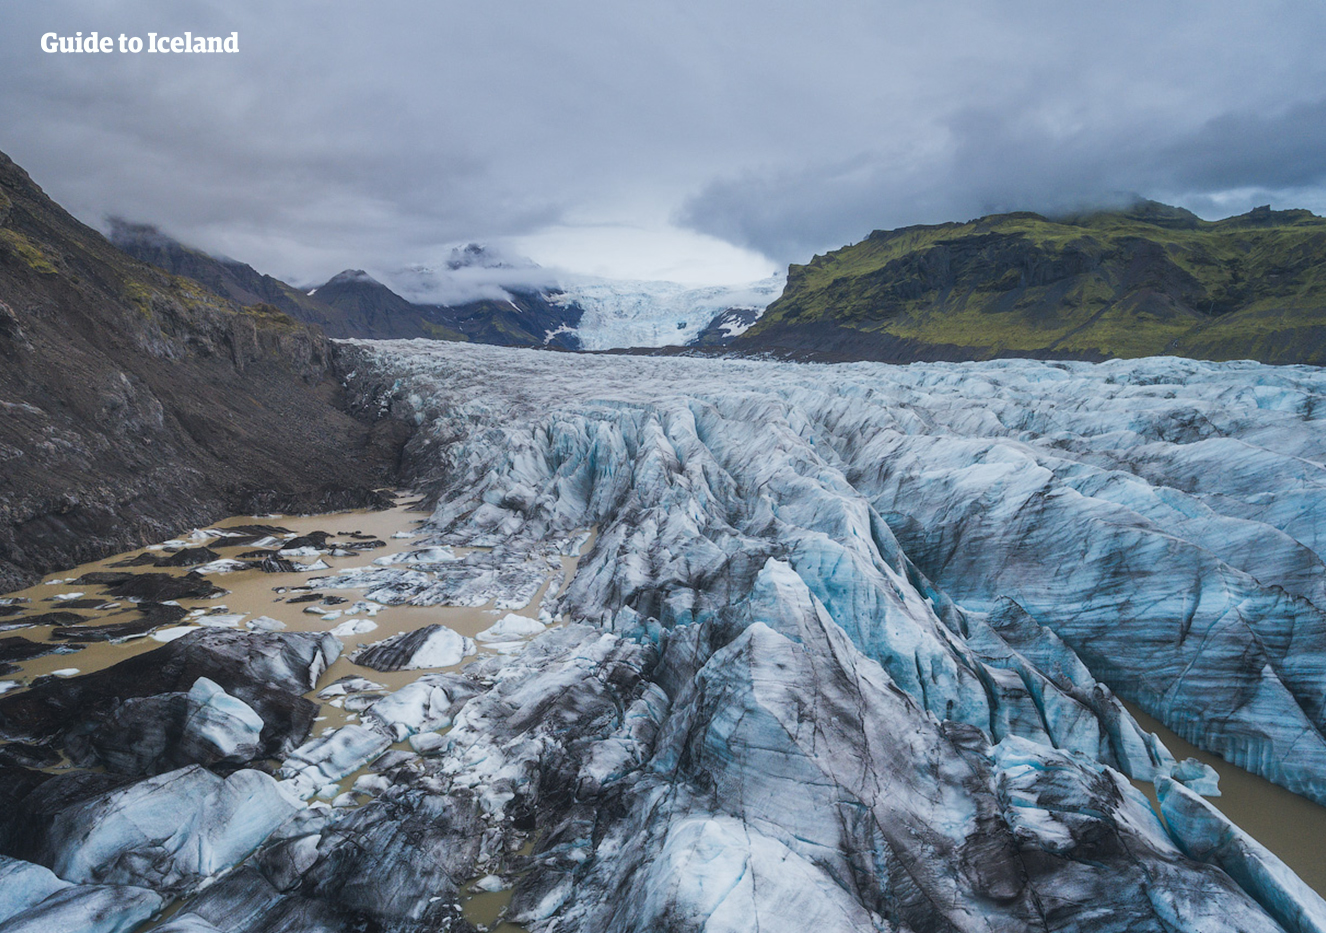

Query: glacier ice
left=176, top=676, right=265, bottom=766
left=330, top=617, right=377, bottom=637
left=0, top=855, right=162, bottom=933
left=316, top=340, right=1326, bottom=930
left=476, top=612, right=547, bottom=643
left=312, top=547, right=560, bottom=609
left=347, top=341, right=1326, bottom=805
left=350, top=624, right=476, bottom=671
left=278, top=723, right=393, bottom=799
left=33, top=765, right=297, bottom=894
left=7, top=342, right=1326, bottom=933
left=551, top=274, right=785, bottom=350
left=364, top=672, right=477, bottom=735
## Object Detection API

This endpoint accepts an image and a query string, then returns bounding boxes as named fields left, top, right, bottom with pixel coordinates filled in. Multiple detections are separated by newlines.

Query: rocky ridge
left=0, top=150, right=410, bottom=591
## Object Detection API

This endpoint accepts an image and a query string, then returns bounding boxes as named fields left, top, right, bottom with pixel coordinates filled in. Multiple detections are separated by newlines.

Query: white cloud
left=511, top=222, right=778, bottom=285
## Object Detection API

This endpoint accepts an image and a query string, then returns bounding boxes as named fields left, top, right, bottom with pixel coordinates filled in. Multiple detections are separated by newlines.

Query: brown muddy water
left=0, top=493, right=589, bottom=698
left=1125, top=701, right=1326, bottom=897
left=0, top=491, right=587, bottom=932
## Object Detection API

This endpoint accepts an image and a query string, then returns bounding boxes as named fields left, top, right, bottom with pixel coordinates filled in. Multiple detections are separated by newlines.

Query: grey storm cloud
left=681, top=93, right=1326, bottom=261
left=682, top=93, right=1326, bottom=261
left=1160, top=98, right=1326, bottom=192
left=2, top=0, right=1325, bottom=281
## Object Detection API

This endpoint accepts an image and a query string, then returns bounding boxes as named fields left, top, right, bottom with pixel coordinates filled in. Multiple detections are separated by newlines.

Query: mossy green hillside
left=742, top=202, right=1326, bottom=364
left=421, top=320, right=469, bottom=342
left=0, top=228, right=59, bottom=275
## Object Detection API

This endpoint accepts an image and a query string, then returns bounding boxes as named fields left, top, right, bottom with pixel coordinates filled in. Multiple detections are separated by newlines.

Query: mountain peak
left=1214, top=204, right=1321, bottom=229
left=1116, top=199, right=1204, bottom=229
left=441, top=242, right=538, bottom=272
left=106, top=218, right=183, bottom=250
left=446, top=243, right=500, bottom=270
left=324, top=269, right=383, bottom=287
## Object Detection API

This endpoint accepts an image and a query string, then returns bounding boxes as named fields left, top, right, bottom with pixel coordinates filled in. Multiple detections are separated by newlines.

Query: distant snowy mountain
left=380, top=247, right=784, bottom=350
left=119, top=226, right=785, bottom=352
left=551, top=275, right=785, bottom=350
left=387, top=245, right=560, bottom=308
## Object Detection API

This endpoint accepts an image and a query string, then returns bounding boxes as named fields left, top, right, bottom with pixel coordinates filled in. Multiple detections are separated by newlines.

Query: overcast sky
left=3, top=0, right=1325, bottom=287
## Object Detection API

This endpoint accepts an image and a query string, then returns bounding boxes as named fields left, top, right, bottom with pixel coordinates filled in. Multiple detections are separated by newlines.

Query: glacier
left=211, top=338, right=1318, bottom=932
left=4, top=341, right=1326, bottom=932
left=549, top=274, right=785, bottom=349
left=1159, top=778, right=1326, bottom=933
left=381, top=244, right=784, bottom=350
left=346, top=342, right=1326, bottom=804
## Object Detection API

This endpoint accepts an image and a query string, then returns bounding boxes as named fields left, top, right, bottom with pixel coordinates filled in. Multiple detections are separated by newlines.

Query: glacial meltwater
left=0, top=491, right=586, bottom=931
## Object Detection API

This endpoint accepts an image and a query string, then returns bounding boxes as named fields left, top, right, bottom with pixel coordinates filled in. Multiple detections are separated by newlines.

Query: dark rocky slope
left=309, top=269, right=583, bottom=349
left=0, top=150, right=410, bottom=592
left=685, top=306, right=763, bottom=347
left=739, top=201, right=1326, bottom=364
left=428, top=287, right=583, bottom=349
left=107, top=220, right=356, bottom=337
left=306, top=269, right=468, bottom=342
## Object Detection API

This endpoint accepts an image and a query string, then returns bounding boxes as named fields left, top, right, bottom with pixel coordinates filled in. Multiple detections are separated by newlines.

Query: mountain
left=113, top=225, right=781, bottom=352
left=318, top=261, right=779, bottom=352
left=311, top=268, right=580, bottom=348
left=112, top=227, right=582, bottom=347
left=310, top=267, right=787, bottom=352
left=686, top=306, right=765, bottom=347
left=431, top=289, right=583, bottom=348
left=109, top=225, right=456, bottom=341
left=108, top=220, right=354, bottom=336
left=0, top=150, right=408, bottom=591
left=303, top=269, right=466, bottom=341
left=737, top=201, right=1326, bottom=365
